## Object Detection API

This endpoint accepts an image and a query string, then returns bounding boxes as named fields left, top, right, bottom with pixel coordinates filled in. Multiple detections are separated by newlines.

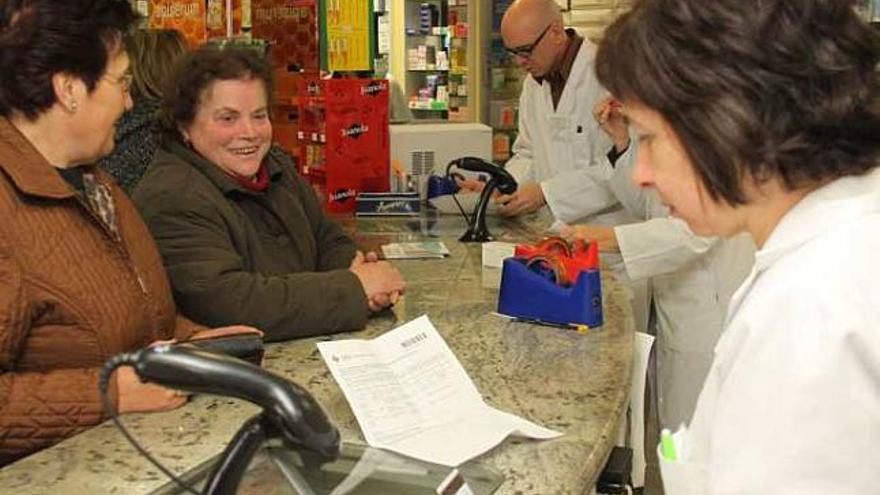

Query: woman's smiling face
left=182, top=77, right=272, bottom=178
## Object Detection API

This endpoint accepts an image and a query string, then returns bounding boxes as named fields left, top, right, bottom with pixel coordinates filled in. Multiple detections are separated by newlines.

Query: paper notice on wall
left=317, top=315, right=562, bottom=466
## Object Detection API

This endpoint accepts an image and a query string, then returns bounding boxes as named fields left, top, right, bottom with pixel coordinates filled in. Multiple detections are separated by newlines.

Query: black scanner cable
left=99, top=354, right=202, bottom=495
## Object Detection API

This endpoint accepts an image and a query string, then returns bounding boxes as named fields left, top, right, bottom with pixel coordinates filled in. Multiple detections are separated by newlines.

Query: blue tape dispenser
left=497, top=238, right=603, bottom=329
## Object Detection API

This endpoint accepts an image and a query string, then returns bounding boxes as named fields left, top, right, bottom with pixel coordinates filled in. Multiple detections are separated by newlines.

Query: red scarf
left=232, top=163, right=270, bottom=192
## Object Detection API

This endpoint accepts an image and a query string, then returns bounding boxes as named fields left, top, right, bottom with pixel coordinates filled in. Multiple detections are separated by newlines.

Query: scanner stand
left=202, top=414, right=274, bottom=495
left=459, top=177, right=502, bottom=243
left=201, top=413, right=322, bottom=495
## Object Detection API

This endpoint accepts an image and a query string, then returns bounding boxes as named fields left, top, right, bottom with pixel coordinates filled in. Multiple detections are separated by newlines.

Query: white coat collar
left=755, top=167, right=880, bottom=271
left=722, top=166, right=880, bottom=354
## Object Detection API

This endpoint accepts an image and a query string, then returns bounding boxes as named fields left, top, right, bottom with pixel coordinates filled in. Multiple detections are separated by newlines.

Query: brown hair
left=161, top=46, right=274, bottom=140
left=125, top=29, right=188, bottom=101
left=596, top=0, right=880, bottom=205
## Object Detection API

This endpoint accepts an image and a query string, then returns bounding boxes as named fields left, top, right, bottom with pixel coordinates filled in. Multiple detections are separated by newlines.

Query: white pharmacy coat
left=505, top=38, right=630, bottom=227
left=609, top=147, right=755, bottom=429
left=663, top=167, right=880, bottom=494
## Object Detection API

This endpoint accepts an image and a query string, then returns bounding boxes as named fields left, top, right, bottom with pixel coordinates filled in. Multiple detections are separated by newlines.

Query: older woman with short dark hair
left=134, top=47, right=405, bottom=342
left=596, top=0, right=879, bottom=492
left=0, top=0, right=257, bottom=466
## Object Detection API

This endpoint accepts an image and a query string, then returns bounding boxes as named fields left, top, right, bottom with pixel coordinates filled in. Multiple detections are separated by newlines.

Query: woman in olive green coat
left=134, top=47, right=405, bottom=341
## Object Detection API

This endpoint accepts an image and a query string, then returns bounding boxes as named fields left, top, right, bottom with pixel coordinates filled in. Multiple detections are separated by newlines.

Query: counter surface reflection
left=0, top=212, right=635, bottom=495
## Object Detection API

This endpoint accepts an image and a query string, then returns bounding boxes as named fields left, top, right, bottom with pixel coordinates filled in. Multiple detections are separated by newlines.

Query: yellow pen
left=512, top=318, right=590, bottom=334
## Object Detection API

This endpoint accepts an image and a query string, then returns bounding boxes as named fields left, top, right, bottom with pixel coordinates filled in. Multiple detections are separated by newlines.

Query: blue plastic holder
left=426, top=175, right=460, bottom=199
left=497, top=257, right=603, bottom=328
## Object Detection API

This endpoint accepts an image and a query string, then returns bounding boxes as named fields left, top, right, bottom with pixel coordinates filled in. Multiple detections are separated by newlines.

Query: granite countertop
left=0, top=212, right=635, bottom=495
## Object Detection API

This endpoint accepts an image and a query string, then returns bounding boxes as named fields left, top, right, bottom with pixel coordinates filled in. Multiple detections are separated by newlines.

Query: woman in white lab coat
left=594, top=0, right=880, bottom=493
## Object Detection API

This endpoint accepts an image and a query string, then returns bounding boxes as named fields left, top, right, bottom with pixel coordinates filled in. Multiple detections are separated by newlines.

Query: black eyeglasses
left=505, top=23, right=553, bottom=59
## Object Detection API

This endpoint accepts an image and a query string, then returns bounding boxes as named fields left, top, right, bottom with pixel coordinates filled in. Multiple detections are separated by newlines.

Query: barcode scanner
left=448, top=156, right=517, bottom=195
left=447, top=157, right=518, bottom=242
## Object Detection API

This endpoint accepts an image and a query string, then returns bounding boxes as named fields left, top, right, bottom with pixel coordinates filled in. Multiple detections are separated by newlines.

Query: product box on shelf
left=275, top=71, right=308, bottom=100
left=355, top=192, right=421, bottom=216
left=205, top=0, right=245, bottom=39
left=252, top=0, right=319, bottom=73
left=324, top=0, right=375, bottom=72
left=492, top=132, right=512, bottom=162
left=297, top=78, right=390, bottom=213
left=448, top=106, right=470, bottom=122
left=272, top=96, right=299, bottom=151
left=149, top=0, right=207, bottom=48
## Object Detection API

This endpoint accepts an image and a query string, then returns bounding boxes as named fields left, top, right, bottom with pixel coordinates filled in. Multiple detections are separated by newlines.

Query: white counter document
left=317, top=315, right=562, bottom=466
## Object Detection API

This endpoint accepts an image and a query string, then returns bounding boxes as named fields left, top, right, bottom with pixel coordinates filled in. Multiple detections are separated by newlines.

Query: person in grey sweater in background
left=99, top=29, right=187, bottom=193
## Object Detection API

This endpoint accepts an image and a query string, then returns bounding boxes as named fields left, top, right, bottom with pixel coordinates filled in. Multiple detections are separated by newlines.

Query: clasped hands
left=349, top=250, right=406, bottom=312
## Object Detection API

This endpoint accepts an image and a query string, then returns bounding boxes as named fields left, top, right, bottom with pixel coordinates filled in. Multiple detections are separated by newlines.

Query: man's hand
left=594, top=96, right=630, bottom=153
left=454, top=177, right=486, bottom=192
left=495, top=182, right=546, bottom=217
left=561, top=224, right=620, bottom=253
left=350, top=251, right=406, bottom=312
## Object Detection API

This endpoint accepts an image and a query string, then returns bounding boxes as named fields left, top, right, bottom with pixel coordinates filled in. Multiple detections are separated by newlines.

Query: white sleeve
left=540, top=110, right=620, bottom=223
left=540, top=164, right=619, bottom=224
left=615, top=217, right=717, bottom=281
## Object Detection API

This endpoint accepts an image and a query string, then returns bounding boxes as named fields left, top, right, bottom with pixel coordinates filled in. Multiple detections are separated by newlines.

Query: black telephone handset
left=101, top=345, right=340, bottom=495
left=125, top=345, right=340, bottom=458
left=447, top=157, right=518, bottom=242
left=180, top=334, right=264, bottom=366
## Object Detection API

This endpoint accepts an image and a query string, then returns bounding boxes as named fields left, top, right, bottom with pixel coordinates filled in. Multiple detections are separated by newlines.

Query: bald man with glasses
left=492, top=0, right=631, bottom=229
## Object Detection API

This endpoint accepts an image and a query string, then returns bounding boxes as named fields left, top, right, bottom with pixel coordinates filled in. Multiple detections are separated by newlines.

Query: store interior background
left=138, top=0, right=878, bottom=214
left=136, top=0, right=640, bottom=213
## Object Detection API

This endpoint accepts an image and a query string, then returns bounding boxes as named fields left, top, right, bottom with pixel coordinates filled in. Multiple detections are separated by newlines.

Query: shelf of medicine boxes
left=487, top=15, right=524, bottom=162
left=390, top=0, right=482, bottom=122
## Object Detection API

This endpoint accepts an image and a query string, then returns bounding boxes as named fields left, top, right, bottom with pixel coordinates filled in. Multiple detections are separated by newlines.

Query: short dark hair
left=596, top=0, right=880, bottom=205
left=0, top=0, right=138, bottom=119
left=161, top=46, right=274, bottom=140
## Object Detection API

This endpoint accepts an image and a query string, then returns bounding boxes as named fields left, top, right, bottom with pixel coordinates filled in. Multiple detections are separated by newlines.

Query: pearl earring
left=70, top=101, right=78, bottom=112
